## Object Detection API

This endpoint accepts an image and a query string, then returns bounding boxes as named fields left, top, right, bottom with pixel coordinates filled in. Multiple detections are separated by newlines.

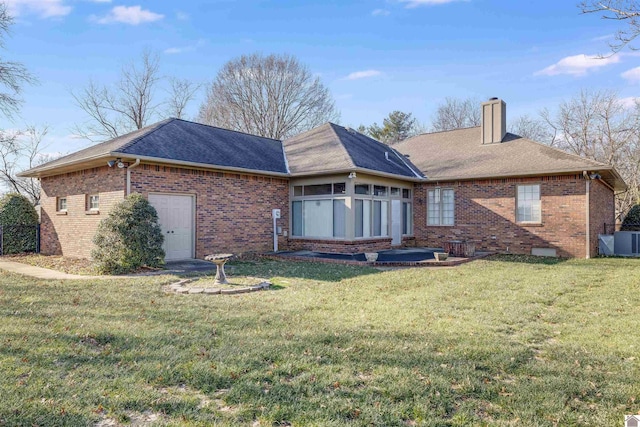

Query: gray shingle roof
left=395, top=127, right=626, bottom=190
left=20, top=118, right=289, bottom=176
left=283, top=123, right=423, bottom=179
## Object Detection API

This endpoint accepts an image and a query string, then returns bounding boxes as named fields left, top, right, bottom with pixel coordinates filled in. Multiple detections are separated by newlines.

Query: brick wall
left=286, top=237, right=394, bottom=254
left=130, top=165, right=289, bottom=258
left=40, top=166, right=126, bottom=258
left=589, top=179, right=615, bottom=257
left=413, top=175, right=593, bottom=258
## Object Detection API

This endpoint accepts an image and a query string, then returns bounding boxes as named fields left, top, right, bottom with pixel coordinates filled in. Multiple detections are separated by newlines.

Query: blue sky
left=2, top=0, right=638, bottom=157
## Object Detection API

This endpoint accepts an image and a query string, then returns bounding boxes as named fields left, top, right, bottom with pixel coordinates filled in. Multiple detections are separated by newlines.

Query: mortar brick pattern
left=286, top=237, right=394, bottom=254
left=38, top=164, right=615, bottom=260
left=40, top=166, right=126, bottom=258
left=130, top=164, right=290, bottom=258
left=412, top=175, right=610, bottom=258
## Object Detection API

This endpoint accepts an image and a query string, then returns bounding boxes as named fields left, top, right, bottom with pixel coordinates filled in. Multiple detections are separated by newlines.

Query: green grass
left=0, top=256, right=639, bottom=426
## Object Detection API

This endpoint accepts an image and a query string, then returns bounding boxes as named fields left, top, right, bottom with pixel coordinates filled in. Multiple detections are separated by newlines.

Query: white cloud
left=591, top=34, right=612, bottom=42
left=164, top=39, right=206, bottom=55
left=534, top=54, right=620, bottom=77
left=4, top=0, right=71, bottom=18
left=345, top=69, right=382, bottom=80
left=371, top=9, right=390, bottom=16
left=399, top=0, right=466, bottom=7
left=619, top=96, right=640, bottom=109
left=94, top=5, right=163, bottom=25
left=621, top=66, right=640, bottom=83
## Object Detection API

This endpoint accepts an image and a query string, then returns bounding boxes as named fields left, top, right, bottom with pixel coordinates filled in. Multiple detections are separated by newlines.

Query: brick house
left=19, top=98, right=625, bottom=260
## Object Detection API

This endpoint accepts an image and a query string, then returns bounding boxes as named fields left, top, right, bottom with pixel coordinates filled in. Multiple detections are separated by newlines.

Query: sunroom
left=289, top=173, right=414, bottom=247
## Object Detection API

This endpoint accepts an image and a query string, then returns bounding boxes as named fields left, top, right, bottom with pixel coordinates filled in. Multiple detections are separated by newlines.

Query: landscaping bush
left=92, top=193, right=164, bottom=274
left=0, top=193, right=38, bottom=255
left=621, top=204, right=640, bottom=231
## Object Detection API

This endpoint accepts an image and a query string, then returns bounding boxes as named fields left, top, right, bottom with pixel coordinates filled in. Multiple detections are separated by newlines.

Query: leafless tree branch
left=197, top=53, right=339, bottom=140
left=580, top=0, right=640, bottom=53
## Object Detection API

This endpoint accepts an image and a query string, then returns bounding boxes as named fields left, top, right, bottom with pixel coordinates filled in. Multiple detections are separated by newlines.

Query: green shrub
left=621, top=204, right=640, bottom=231
left=0, top=193, right=38, bottom=255
left=92, top=193, right=164, bottom=274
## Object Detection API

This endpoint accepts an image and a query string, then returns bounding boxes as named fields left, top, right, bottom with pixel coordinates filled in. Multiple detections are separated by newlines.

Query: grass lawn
left=0, top=256, right=639, bottom=426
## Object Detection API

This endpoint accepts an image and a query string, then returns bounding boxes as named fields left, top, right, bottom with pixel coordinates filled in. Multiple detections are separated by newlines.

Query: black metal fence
left=0, top=224, right=40, bottom=256
left=604, top=223, right=640, bottom=235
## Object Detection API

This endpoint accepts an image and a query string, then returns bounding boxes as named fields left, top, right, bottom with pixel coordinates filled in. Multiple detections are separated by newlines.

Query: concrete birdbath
left=204, top=253, right=234, bottom=285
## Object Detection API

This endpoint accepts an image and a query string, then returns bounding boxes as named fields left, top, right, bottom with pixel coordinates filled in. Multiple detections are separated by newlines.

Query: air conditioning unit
left=614, top=231, right=640, bottom=256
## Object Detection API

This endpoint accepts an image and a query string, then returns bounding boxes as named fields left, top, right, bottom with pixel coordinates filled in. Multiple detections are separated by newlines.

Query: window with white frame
left=402, top=188, right=412, bottom=235
left=292, top=182, right=347, bottom=238
left=87, top=194, right=99, bottom=210
left=355, top=183, right=390, bottom=238
left=292, top=180, right=412, bottom=240
left=427, top=188, right=454, bottom=226
left=516, top=184, right=541, bottom=223
left=57, top=197, right=67, bottom=212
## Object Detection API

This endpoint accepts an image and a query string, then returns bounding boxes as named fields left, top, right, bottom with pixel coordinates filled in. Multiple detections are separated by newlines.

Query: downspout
left=583, top=171, right=590, bottom=259
left=126, top=159, right=141, bottom=196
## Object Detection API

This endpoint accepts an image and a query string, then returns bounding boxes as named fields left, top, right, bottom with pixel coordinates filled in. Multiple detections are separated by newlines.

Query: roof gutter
left=126, top=158, right=141, bottom=196
left=111, top=152, right=291, bottom=178
left=289, top=167, right=426, bottom=182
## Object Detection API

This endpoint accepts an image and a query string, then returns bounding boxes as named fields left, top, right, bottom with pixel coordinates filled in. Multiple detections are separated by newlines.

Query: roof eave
left=289, top=167, right=425, bottom=182
left=17, top=152, right=112, bottom=178
left=424, top=167, right=625, bottom=189
left=111, top=152, right=290, bottom=178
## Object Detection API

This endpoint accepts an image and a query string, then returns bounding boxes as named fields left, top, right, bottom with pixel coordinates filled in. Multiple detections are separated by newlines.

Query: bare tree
left=431, top=97, right=481, bottom=132
left=0, top=125, right=50, bottom=205
left=198, top=53, right=339, bottom=140
left=165, top=77, right=201, bottom=119
left=0, top=4, right=35, bottom=118
left=72, top=51, right=162, bottom=141
left=541, top=90, right=640, bottom=218
left=510, top=114, right=554, bottom=143
left=580, top=0, right=640, bottom=53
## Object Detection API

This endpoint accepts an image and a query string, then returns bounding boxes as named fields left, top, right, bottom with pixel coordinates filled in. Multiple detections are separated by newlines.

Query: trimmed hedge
left=92, top=193, right=164, bottom=274
left=0, top=193, right=38, bottom=255
left=621, top=204, right=640, bottom=231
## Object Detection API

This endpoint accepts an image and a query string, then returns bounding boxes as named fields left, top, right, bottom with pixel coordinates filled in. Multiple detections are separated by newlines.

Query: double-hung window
left=88, top=194, right=99, bottom=211
left=57, top=197, right=67, bottom=212
left=427, top=188, right=454, bottom=226
left=516, top=184, right=541, bottom=223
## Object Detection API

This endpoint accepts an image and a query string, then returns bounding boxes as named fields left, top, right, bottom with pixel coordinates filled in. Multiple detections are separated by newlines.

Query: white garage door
left=148, top=194, right=194, bottom=261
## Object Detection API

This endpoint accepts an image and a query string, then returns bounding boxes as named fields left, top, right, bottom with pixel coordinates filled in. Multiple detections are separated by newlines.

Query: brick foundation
left=286, top=237, right=394, bottom=254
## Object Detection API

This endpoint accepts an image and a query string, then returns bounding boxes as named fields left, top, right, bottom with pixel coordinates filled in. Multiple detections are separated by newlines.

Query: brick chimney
left=481, top=97, right=506, bottom=144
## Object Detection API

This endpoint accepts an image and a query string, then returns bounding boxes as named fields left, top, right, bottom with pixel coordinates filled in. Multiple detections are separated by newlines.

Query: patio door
left=148, top=193, right=194, bottom=261
left=391, top=199, right=402, bottom=245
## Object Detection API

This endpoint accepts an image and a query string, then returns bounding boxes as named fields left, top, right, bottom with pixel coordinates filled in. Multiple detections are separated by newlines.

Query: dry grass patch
left=2, top=253, right=96, bottom=275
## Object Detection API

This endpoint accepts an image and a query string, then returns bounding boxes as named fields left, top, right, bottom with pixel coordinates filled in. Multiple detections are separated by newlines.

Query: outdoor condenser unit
left=614, top=231, right=640, bottom=256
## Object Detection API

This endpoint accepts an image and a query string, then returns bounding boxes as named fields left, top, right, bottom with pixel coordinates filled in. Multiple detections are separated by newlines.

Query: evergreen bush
left=92, top=193, right=164, bottom=274
left=0, top=193, right=38, bottom=254
left=621, top=204, right=640, bottom=231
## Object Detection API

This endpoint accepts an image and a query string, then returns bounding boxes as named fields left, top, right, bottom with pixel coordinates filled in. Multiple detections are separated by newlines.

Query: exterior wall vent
left=481, top=98, right=507, bottom=144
